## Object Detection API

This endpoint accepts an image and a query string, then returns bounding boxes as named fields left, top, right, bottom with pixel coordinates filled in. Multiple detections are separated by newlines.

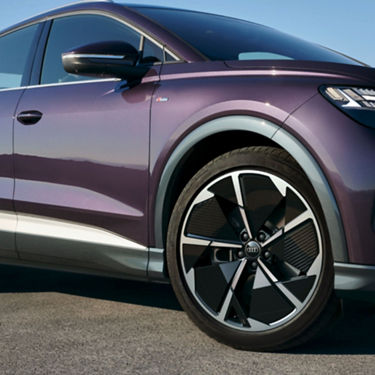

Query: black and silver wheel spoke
left=179, top=170, right=322, bottom=332
left=231, top=172, right=253, bottom=239
left=240, top=173, right=286, bottom=237
left=181, top=233, right=242, bottom=272
left=181, top=234, right=242, bottom=249
left=217, top=259, right=248, bottom=323
left=257, top=258, right=303, bottom=310
left=261, top=210, right=313, bottom=249
left=185, top=183, right=245, bottom=243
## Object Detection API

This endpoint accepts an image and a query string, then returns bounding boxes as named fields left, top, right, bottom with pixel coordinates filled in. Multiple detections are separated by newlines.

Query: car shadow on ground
left=0, top=264, right=374, bottom=355
left=0, top=264, right=181, bottom=311
left=289, top=298, right=375, bottom=355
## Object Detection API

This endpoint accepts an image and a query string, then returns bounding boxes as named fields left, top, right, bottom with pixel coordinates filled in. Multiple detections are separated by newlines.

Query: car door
left=0, top=24, right=40, bottom=260
left=13, top=14, right=162, bottom=277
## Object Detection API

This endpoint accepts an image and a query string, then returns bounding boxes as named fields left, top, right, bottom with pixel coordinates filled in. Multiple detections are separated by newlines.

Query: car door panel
left=11, top=13, right=164, bottom=275
left=14, top=75, right=158, bottom=273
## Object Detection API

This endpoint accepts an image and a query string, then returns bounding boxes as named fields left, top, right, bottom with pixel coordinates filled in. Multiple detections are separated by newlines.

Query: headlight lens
left=320, top=86, right=375, bottom=129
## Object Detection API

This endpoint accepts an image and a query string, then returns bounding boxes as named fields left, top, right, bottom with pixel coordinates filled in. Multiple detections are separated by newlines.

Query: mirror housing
left=62, top=41, right=149, bottom=81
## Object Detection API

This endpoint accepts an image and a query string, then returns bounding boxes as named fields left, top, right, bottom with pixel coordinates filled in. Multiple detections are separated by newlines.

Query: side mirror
left=62, top=41, right=149, bottom=81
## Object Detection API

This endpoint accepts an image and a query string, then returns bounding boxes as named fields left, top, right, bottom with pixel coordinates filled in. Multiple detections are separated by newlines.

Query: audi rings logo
left=245, top=241, right=261, bottom=257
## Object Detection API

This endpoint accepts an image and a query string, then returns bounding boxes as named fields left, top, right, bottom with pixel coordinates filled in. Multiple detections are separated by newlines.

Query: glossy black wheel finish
left=167, top=147, right=334, bottom=351
left=180, top=170, right=322, bottom=331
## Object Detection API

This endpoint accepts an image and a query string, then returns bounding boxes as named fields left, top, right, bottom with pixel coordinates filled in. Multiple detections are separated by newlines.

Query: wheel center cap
left=245, top=241, right=261, bottom=258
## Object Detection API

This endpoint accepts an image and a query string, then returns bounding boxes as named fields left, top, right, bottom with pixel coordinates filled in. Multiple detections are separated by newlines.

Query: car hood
left=225, top=60, right=375, bottom=85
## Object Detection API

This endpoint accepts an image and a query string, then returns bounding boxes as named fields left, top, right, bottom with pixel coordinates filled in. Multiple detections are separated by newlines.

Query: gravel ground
left=0, top=264, right=374, bottom=375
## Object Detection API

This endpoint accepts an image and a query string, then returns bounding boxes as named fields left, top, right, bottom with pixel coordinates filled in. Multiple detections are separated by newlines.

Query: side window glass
left=141, top=38, right=164, bottom=64
left=41, top=15, right=141, bottom=84
left=165, top=52, right=176, bottom=62
left=0, top=24, right=39, bottom=89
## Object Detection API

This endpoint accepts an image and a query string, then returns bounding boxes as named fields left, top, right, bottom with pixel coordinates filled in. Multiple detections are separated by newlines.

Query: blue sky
left=1, top=0, right=374, bottom=66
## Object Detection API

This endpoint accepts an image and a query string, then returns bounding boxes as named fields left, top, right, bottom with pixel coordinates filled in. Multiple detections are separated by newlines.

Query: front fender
left=152, top=115, right=348, bottom=264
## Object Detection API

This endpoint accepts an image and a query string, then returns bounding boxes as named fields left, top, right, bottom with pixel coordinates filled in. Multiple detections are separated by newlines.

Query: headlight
left=320, top=86, right=375, bottom=129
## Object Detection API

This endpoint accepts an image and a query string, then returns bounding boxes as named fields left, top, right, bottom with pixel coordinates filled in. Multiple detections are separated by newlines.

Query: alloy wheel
left=179, top=170, right=323, bottom=331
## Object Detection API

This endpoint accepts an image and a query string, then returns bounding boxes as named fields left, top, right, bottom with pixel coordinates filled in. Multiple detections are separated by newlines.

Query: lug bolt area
left=264, top=251, right=271, bottom=259
left=241, top=232, right=249, bottom=242
left=257, top=232, right=267, bottom=242
left=237, top=250, right=245, bottom=259
left=251, top=261, right=257, bottom=269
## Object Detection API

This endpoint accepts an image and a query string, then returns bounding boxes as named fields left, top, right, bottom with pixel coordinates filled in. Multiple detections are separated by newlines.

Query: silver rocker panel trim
left=334, top=262, right=375, bottom=292
left=0, top=211, right=150, bottom=280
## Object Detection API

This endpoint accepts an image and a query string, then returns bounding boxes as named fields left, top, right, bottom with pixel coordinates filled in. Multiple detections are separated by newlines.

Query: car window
left=134, top=7, right=362, bottom=66
left=41, top=14, right=142, bottom=84
left=141, top=38, right=164, bottom=64
left=165, top=52, right=176, bottom=62
left=0, top=24, right=39, bottom=89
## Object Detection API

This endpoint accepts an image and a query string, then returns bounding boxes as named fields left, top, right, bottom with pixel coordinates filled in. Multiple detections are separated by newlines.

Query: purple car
left=0, top=1, right=374, bottom=351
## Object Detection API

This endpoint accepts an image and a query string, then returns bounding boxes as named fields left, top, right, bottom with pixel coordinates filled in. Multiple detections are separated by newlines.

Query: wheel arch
left=149, top=115, right=348, bottom=279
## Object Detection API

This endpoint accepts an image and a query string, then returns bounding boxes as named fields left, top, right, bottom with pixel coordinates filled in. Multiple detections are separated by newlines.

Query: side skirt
left=0, top=211, right=159, bottom=281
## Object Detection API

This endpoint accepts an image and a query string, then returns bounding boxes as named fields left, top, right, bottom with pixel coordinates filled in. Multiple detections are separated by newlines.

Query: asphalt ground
left=0, top=264, right=374, bottom=375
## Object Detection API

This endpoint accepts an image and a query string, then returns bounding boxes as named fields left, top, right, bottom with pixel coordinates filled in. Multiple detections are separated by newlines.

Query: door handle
left=17, top=110, right=43, bottom=125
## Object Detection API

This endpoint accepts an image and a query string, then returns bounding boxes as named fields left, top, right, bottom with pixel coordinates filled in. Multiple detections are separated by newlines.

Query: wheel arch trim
left=153, top=115, right=348, bottom=263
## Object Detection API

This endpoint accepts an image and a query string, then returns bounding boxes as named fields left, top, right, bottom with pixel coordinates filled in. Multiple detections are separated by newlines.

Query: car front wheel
left=167, top=146, right=337, bottom=351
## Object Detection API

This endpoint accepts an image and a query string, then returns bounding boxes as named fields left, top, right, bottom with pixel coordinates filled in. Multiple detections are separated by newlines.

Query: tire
left=166, top=146, right=337, bottom=351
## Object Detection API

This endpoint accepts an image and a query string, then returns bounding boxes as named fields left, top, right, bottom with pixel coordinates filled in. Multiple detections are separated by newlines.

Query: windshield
left=132, top=6, right=362, bottom=65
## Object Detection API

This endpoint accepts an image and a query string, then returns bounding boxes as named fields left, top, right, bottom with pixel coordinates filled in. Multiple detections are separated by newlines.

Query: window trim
left=0, top=78, right=124, bottom=93
left=0, top=9, right=182, bottom=61
left=30, top=20, right=51, bottom=86
left=21, top=23, right=45, bottom=87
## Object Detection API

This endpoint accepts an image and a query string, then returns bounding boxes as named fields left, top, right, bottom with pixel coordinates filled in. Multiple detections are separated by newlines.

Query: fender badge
left=156, top=97, right=169, bottom=103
